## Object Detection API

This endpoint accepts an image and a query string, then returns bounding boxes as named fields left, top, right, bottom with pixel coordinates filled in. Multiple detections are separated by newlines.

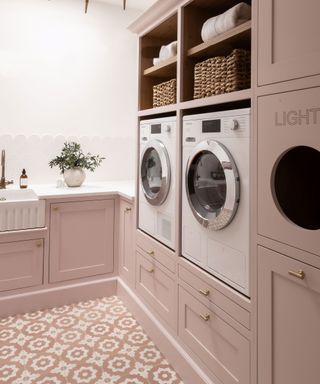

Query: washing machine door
left=141, top=139, right=171, bottom=206
left=186, top=140, right=240, bottom=230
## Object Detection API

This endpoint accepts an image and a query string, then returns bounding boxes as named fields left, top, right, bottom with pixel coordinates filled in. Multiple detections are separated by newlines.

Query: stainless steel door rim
left=186, top=139, right=240, bottom=230
left=141, top=139, right=171, bottom=206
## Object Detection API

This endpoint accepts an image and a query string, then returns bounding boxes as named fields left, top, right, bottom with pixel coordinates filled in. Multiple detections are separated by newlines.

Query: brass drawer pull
left=288, top=269, right=305, bottom=280
left=147, top=250, right=155, bottom=256
left=125, top=207, right=132, bottom=212
left=199, top=313, right=210, bottom=322
left=36, top=241, right=42, bottom=248
left=199, top=289, right=210, bottom=297
left=52, top=207, right=59, bottom=211
left=147, top=268, right=154, bottom=273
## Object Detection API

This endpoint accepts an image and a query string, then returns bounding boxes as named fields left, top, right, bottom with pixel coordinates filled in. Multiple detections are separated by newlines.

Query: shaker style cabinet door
left=118, top=199, right=134, bottom=285
left=0, top=239, right=43, bottom=292
left=258, top=0, right=320, bottom=85
left=258, top=246, right=320, bottom=384
left=49, top=200, right=114, bottom=283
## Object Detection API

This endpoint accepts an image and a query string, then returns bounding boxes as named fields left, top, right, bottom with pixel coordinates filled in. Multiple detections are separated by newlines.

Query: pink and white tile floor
left=0, top=296, right=183, bottom=384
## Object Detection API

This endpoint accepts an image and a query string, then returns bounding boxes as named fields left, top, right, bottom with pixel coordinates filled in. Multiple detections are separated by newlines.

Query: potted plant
left=49, top=141, right=105, bottom=187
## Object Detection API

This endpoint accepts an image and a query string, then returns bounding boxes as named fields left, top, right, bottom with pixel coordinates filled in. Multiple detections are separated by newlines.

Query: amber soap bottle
left=20, top=169, right=28, bottom=189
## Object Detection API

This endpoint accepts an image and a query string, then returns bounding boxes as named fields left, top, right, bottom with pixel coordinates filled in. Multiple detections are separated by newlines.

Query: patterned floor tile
left=0, top=296, right=183, bottom=383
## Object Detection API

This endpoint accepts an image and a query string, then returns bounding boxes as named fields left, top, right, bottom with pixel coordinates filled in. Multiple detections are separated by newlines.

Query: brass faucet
left=0, top=150, right=13, bottom=189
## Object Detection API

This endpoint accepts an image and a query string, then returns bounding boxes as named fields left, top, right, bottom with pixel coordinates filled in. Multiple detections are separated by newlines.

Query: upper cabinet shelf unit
left=139, top=13, right=178, bottom=111
left=181, top=0, right=252, bottom=103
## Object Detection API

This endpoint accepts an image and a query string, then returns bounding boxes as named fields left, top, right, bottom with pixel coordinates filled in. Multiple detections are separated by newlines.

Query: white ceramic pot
left=63, top=168, right=86, bottom=187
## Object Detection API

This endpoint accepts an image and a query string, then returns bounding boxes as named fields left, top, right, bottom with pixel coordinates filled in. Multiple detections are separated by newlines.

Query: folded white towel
left=201, top=3, right=251, bottom=42
left=152, top=41, right=177, bottom=66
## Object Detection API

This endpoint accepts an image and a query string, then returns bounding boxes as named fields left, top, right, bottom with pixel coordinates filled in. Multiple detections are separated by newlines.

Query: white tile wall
left=0, top=135, right=135, bottom=185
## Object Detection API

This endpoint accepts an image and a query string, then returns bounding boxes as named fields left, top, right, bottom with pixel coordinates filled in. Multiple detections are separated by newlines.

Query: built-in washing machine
left=182, top=108, right=250, bottom=296
left=258, top=87, right=320, bottom=256
left=139, top=117, right=176, bottom=250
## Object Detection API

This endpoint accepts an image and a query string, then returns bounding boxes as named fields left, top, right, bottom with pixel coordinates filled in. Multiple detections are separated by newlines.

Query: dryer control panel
left=183, top=108, right=250, bottom=145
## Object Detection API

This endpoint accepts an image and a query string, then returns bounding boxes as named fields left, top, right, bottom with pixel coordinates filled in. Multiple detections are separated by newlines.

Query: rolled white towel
left=201, top=3, right=251, bottom=42
left=153, top=58, right=161, bottom=66
left=159, top=41, right=177, bottom=60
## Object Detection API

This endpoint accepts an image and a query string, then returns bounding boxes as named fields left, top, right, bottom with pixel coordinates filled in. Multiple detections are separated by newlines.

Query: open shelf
left=143, top=56, right=177, bottom=78
left=138, top=103, right=178, bottom=117
left=180, top=89, right=252, bottom=110
left=187, top=21, right=251, bottom=59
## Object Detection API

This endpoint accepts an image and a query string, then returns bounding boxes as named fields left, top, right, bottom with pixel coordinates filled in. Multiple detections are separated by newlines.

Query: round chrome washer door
left=186, top=140, right=240, bottom=230
left=141, top=139, right=171, bottom=206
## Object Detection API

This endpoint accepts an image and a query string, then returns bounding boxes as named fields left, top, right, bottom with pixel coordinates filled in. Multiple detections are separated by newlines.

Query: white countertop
left=27, top=180, right=135, bottom=201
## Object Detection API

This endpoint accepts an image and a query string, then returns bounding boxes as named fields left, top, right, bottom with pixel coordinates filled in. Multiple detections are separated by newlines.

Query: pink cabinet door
left=258, top=246, right=320, bottom=384
left=49, top=200, right=114, bottom=283
left=178, top=286, right=250, bottom=384
left=136, top=251, right=176, bottom=329
left=258, top=0, right=320, bottom=85
left=0, top=239, right=43, bottom=291
left=119, top=199, right=134, bottom=284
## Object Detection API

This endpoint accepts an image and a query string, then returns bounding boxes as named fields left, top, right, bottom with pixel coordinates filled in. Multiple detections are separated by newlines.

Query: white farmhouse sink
left=0, top=189, right=45, bottom=231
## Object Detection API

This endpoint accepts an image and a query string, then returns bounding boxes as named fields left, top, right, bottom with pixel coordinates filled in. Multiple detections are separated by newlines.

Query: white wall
left=0, top=0, right=140, bottom=184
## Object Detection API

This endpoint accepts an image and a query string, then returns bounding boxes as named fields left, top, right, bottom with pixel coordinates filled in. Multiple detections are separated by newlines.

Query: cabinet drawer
left=179, top=265, right=250, bottom=329
left=179, top=286, right=250, bottom=384
left=0, top=239, right=43, bottom=292
left=136, top=230, right=176, bottom=273
left=136, top=251, right=176, bottom=329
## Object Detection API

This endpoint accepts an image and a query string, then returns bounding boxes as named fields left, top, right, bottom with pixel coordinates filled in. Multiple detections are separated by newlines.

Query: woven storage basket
left=153, top=79, right=176, bottom=108
left=193, top=49, right=250, bottom=99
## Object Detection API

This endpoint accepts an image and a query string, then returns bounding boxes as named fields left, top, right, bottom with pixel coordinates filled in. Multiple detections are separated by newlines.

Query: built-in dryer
left=139, top=117, right=176, bottom=250
left=182, top=108, right=250, bottom=296
left=258, top=87, right=320, bottom=256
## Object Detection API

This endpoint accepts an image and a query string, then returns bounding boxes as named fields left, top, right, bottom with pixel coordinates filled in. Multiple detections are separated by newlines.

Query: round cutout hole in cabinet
left=271, top=146, right=320, bottom=231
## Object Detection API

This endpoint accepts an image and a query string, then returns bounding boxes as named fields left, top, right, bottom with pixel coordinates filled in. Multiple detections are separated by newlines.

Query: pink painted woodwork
left=257, top=88, right=320, bottom=256
left=179, top=265, right=250, bottom=330
left=119, top=199, right=135, bottom=285
left=0, top=239, right=43, bottom=292
left=136, top=229, right=176, bottom=273
left=257, top=0, right=320, bottom=86
left=136, top=250, right=176, bottom=330
left=178, top=286, right=250, bottom=384
left=49, top=199, right=115, bottom=282
left=258, top=246, right=320, bottom=384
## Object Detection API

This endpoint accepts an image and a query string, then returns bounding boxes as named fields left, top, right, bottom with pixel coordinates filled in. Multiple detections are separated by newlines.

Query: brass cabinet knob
left=147, top=250, right=155, bottom=256
left=36, top=240, right=42, bottom=248
left=199, top=313, right=210, bottom=322
left=288, top=269, right=305, bottom=280
left=147, top=268, right=154, bottom=273
left=199, top=289, right=210, bottom=297
left=125, top=207, right=132, bottom=212
left=52, top=207, right=59, bottom=211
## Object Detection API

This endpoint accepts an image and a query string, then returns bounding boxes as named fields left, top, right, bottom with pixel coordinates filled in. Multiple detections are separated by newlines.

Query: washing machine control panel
left=183, top=109, right=250, bottom=145
left=140, top=119, right=175, bottom=144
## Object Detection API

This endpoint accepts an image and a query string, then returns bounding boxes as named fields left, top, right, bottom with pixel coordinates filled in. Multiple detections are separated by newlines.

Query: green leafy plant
left=49, top=142, right=105, bottom=174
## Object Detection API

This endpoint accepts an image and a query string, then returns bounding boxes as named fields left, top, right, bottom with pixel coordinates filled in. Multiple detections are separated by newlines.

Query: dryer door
left=141, top=139, right=171, bottom=206
left=186, top=140, right=240, bottom=230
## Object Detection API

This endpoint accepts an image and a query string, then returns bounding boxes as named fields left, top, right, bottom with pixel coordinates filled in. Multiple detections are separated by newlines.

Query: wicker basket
left=153, top=79, right=176, bottom=108
left=193, top=49, right=250, bottom=99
